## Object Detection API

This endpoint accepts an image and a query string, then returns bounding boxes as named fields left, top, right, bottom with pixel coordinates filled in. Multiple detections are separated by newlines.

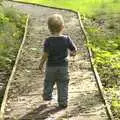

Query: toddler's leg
left=56, top=67, right=69, bottom=108
left=43, top=67, right=56, bottom=101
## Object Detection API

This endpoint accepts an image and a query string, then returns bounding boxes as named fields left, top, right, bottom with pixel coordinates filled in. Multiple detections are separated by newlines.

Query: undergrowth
left=0, top=3, right=26, bottom=104
left=0, top=5, right=26, bottom=71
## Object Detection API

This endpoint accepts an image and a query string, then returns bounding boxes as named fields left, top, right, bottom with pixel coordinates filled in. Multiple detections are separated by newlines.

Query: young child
left=39, top=14, right=77, bottom=109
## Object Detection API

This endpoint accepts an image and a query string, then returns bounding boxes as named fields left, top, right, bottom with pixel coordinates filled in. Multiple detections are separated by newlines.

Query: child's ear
left=61, top=25, right=64, bottom=30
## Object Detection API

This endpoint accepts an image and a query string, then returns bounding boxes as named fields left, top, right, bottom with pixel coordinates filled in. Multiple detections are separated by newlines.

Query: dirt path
left=3, top=1, right=109, bottom=120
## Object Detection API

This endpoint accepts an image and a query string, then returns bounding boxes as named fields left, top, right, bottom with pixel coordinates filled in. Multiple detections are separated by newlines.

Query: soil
left=2, top=1, right=109, bottom=120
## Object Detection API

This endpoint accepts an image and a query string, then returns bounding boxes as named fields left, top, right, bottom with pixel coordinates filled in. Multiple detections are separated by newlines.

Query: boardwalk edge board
left=0, top=15, right=29, bottom=120
left=77, top=12, right=114, bottom=120
left=3, top=1, right=114, bottom=120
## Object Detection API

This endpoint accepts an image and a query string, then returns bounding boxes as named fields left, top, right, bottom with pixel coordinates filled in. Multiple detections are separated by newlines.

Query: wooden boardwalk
left=1, top=1, right=110, bottom=120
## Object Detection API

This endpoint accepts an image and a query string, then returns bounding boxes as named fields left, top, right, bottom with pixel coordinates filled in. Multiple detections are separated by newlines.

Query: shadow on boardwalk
left=19, top=103, right=62, bottom=120
left=19, top=91, right=102, bottom=120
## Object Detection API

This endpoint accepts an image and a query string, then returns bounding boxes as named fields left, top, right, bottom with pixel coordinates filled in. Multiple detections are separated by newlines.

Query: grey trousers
left=43, top=66, right=69, bottom=106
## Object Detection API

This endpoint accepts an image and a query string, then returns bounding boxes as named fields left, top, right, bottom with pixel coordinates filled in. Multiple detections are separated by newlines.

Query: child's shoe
left=58, top=104, right=67, bottom=109
left=43, top=94, right=52, bottom=101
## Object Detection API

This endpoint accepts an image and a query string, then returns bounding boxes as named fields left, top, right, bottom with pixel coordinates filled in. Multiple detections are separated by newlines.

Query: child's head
left=48, top=14, right=64, bottom=34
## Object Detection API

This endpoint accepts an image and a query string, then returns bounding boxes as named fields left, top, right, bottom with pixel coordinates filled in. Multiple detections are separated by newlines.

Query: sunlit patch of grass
left=16, top=0, right=120, bottom=17
left=105, top=87, right=120, bottom=118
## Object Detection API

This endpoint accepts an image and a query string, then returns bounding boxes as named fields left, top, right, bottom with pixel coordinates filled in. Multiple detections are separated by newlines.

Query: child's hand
left=39, top=64, right=43, bottom=74
left=38, top=52, right=48, bottom=74
left=70, top=51, right=76, bottom=56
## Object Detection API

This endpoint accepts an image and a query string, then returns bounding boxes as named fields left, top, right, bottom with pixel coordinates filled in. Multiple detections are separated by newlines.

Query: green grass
left=16, top=0, right=120, bottom=17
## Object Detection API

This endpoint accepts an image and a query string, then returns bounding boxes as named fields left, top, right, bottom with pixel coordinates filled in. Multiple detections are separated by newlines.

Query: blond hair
left=48, top=14, right=64, bottom=34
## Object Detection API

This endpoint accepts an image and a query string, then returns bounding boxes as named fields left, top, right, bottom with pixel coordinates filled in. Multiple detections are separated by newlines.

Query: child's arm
left=67, top=37, right=77, bottom=56
left=39, top=39, right=49, bottom=72
left=39, top=52, right=48, bottom=72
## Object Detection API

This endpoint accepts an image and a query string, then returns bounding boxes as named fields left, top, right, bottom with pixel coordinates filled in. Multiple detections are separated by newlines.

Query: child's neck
left=52, top=32, right=62, bottom=37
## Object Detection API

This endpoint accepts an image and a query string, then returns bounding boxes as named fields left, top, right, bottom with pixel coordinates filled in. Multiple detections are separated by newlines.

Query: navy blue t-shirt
left=44, top=35, right=76, bottom=66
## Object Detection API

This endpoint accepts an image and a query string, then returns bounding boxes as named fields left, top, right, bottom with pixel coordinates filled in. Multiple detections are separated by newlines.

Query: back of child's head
left=48, top=14, right=64, bottom=34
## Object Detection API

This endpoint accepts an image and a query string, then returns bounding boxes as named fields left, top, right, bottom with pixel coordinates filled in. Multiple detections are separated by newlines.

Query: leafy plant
left=0, top=6, right=26, bottom=70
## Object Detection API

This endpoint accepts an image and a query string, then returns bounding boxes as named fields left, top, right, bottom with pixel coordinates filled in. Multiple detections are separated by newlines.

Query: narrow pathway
left=3, top=1, right=109, bottom=120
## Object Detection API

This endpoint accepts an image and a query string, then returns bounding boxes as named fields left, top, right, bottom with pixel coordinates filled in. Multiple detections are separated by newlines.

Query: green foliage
left=85, top=13, right=120, bottom=87
left=85, top=11, right=120, bottom=118
left=0, top=0, right=3, bottom=5
left=105, top=87, right=120, bottom=118
left=112, top=100, right=120, bottom=118
left=0, top=6, right=26, bottom=70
